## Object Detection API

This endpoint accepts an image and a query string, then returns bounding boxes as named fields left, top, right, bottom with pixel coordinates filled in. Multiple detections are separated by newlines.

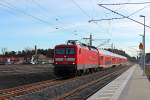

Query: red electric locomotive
left=54, top=40, right=127, bottom=76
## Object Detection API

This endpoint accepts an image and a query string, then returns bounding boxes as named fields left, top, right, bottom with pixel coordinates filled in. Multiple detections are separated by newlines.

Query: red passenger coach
left=54, top=40, right=127, bottom=76
left=99, top=50, right=127, bottom=68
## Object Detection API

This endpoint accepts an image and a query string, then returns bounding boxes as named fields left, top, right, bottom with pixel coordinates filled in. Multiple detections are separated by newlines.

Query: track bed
left=0, top=63, right=133, bottom=100
left=0, top=64, right=56, bottom=89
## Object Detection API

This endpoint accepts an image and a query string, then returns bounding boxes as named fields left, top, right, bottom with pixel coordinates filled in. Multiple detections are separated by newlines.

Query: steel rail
left=0, top=78, right=63, bottom=100
left=59, top=66, right=129, bottom=100
left=0, top=64, right=130, bottom=100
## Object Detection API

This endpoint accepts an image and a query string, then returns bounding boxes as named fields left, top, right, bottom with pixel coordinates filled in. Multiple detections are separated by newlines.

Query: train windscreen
left=55, top=48, right=65, bottom=54
left=55, top=48, right=75, bottom=55
left=66, top=48, right=75, bottom=54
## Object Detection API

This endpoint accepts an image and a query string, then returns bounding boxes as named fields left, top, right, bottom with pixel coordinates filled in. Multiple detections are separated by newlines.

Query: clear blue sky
left=0, top=0, right=150, bottom=56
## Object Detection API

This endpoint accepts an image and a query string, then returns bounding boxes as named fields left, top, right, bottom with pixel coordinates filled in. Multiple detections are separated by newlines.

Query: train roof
left=99, top=49, right=127, bottom=59
left=55, top=40, right=127, bottom=59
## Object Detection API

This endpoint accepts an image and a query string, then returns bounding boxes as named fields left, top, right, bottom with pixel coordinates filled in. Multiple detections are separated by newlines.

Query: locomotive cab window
left=66, top=48, right=75, bottom=54
left=55, top=48, right=65, bottom=54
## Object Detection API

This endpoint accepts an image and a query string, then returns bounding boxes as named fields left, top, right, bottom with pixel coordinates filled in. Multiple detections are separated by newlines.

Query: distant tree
left=46, top=49, right=54, bottom=58
left=1, top=48, right=7, bottom=55
left=5, top=51, right=9, bottom=55
left=9, top=51, right=16, bottom=56
left=24, top=47, right=32, bottom=52
left=22, top=50, right=26, bottom=56
left=1, top=47, right=54, bottom=58
left=17, top=51, right=22, bottom=55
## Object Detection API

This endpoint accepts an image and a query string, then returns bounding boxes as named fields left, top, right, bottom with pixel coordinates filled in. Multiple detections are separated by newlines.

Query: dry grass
left=145, top=65, right=150, bottom=80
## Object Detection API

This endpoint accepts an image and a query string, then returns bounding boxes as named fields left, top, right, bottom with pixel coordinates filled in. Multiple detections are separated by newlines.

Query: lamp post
left=139, top=15, right=145, bottom=75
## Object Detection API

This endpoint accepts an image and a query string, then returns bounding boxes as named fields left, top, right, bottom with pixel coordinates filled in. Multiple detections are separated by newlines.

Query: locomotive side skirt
left=77, top=64, right=98, bottom=70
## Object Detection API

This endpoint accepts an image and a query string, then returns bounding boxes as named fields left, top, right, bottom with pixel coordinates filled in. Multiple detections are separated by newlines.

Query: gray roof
left=100, top=49, right=127, bottom=59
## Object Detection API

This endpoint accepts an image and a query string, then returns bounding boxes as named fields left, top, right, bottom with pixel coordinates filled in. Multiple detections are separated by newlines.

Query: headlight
left=66, top=58, right=75, bottom=61
left=55, top=58, right=63, bottom=61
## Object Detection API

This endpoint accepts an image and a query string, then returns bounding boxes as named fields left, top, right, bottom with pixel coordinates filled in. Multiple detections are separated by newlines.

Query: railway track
left=60, top=66, right=129, bottom=100
left=0, top=78, right=63, bottom=100
left=0, top=64, right=131, bottom=100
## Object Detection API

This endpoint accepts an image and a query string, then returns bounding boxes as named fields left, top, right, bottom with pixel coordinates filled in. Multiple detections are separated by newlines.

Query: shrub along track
left=0, top=64, right=131, bottom=100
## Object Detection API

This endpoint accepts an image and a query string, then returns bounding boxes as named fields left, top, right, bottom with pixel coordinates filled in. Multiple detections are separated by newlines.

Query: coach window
left=100, top=56, right=103, bottom=60
left=55, top=48, right=65, bottom=54
left=66, top=48, right=75, bottom=54
left=79, top=48, right=81, bottom=54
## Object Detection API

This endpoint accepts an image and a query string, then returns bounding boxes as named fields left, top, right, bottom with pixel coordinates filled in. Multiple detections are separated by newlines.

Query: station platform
left=87, top=64, right=150, bottom=100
